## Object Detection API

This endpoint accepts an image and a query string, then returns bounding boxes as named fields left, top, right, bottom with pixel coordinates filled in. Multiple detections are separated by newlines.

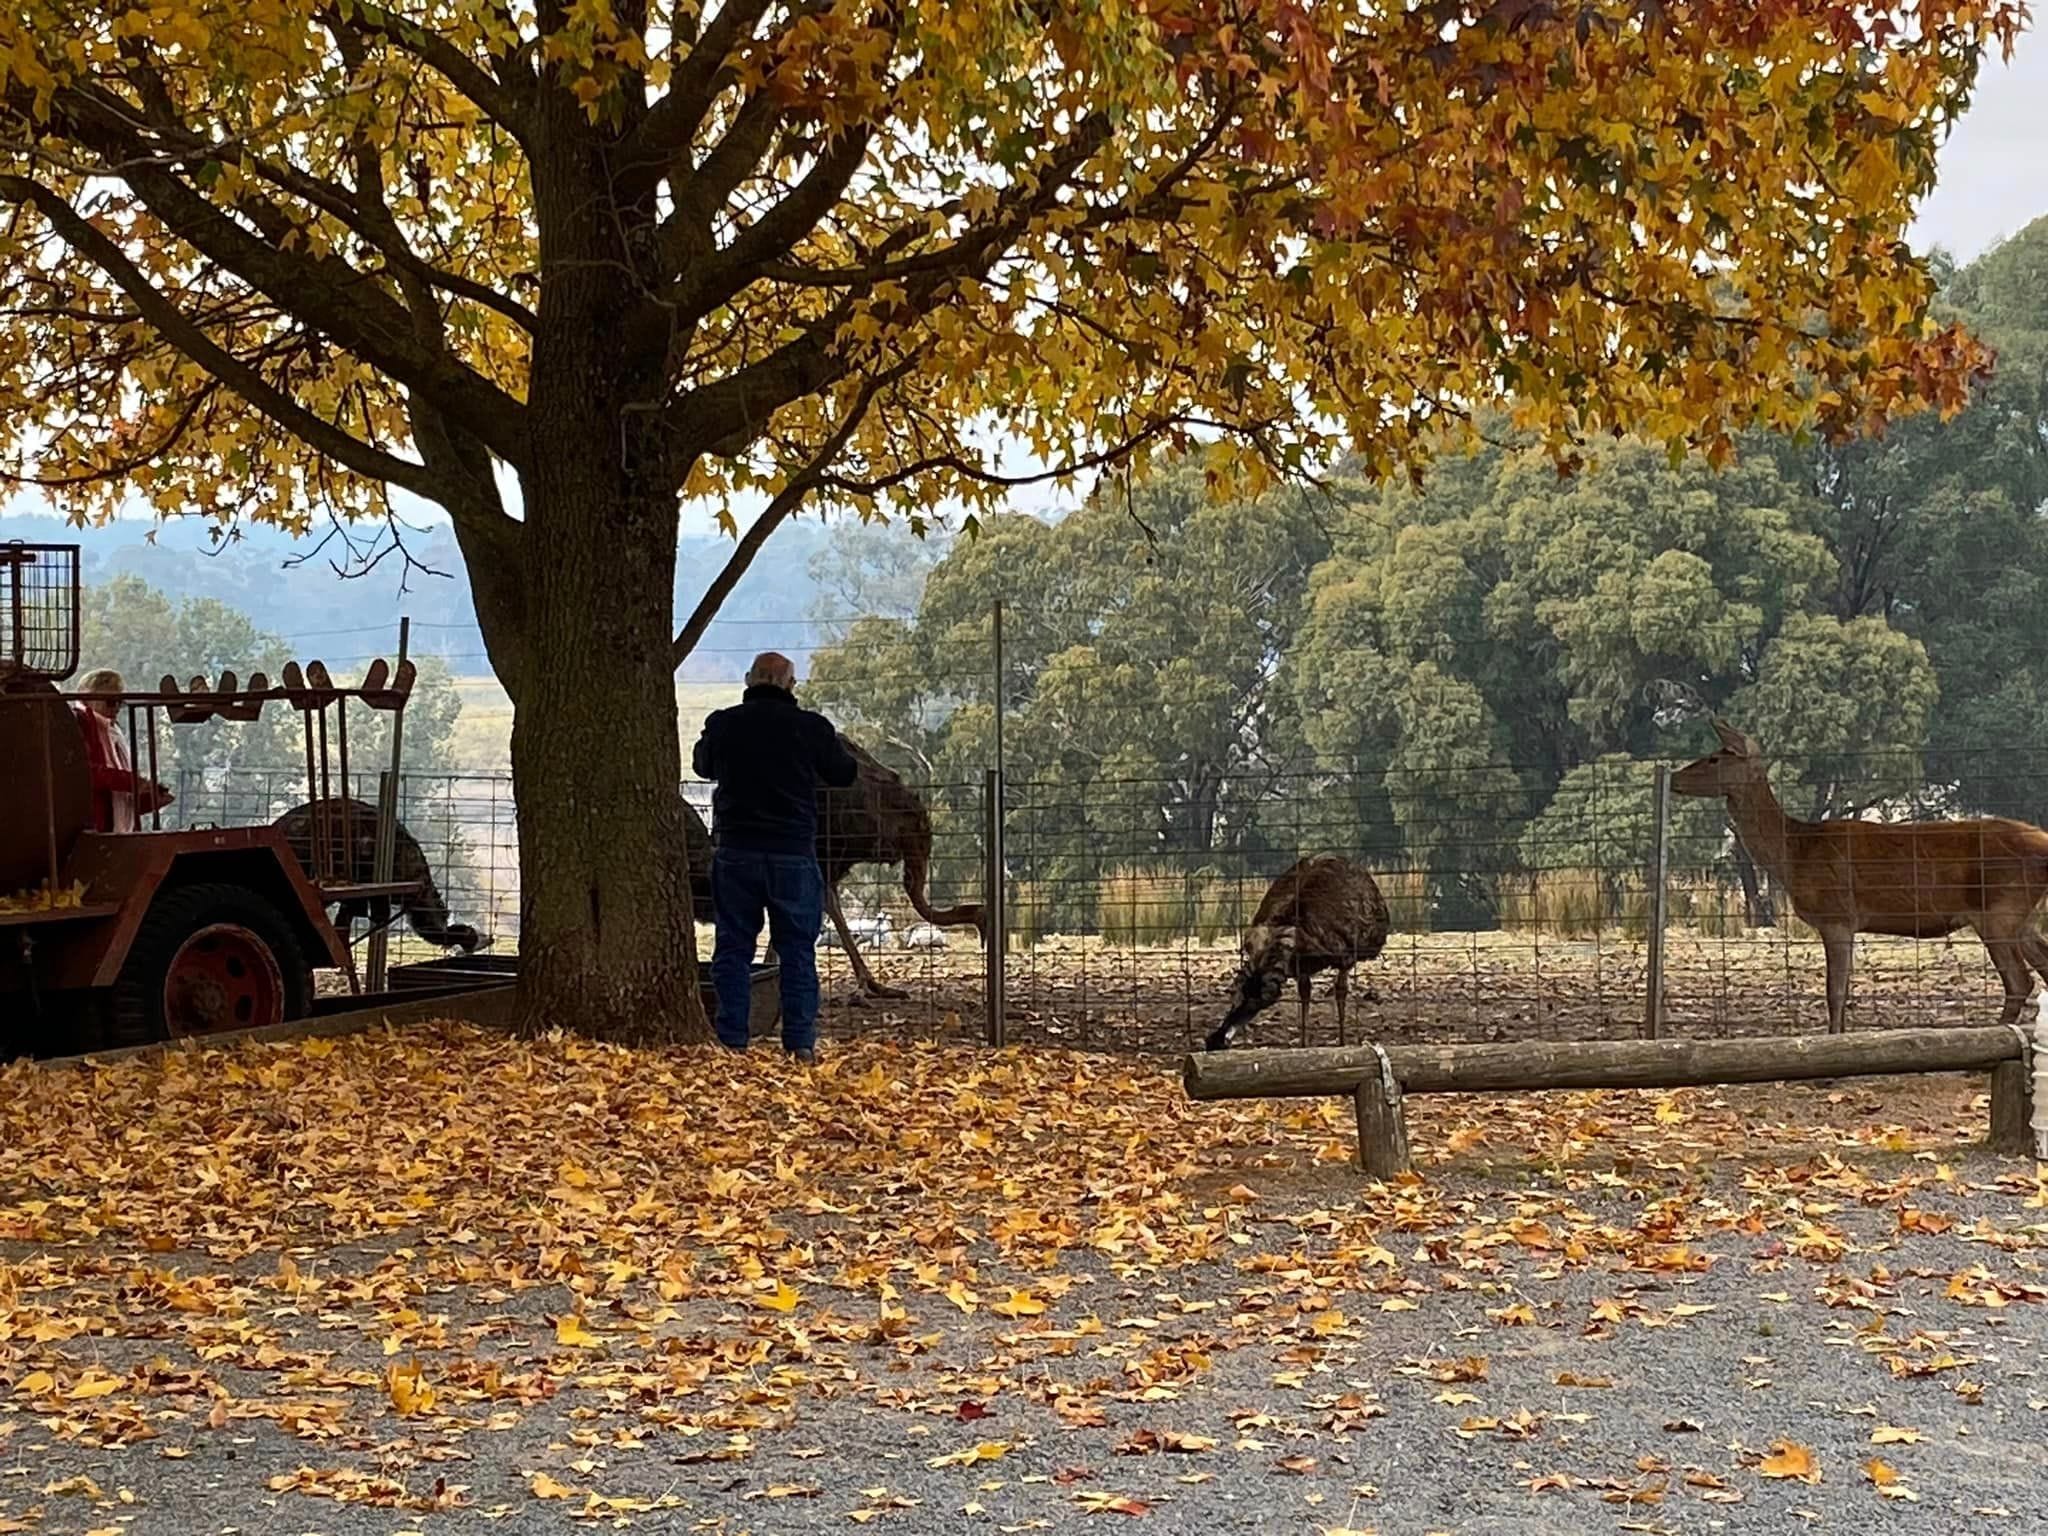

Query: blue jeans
left=709, top=849, right=823, bottom=1053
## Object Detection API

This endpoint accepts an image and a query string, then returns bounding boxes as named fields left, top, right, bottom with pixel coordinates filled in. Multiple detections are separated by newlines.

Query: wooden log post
left=1186, top=1027, right=2025, bottom=1101
left=1352, top=1047, right=1411, bottom=1179
left=1989, top=1056, right=2032, bottom=1157
left=1186, top=1025, right=2036, bottom=1165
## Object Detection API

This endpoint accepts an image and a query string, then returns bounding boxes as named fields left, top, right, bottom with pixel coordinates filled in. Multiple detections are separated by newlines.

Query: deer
left=1672, top=719, right=2048, bottom=1033
left=1207, top=855, right=1390, bottom=1051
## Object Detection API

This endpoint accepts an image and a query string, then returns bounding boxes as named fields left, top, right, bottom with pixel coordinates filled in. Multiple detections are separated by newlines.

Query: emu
left=1208, top=855, right=1389, bottom=1051
left=680, top=735, right=983, bottom=997
left=271, top=797, right=484, bottom=952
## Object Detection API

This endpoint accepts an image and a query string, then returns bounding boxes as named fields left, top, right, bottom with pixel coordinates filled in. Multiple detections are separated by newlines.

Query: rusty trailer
left=0, top=540, right=470, bottom=1054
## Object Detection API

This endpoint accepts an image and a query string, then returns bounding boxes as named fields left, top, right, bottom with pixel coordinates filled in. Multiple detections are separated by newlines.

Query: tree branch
left=39, top=81, right=531, bottom=466
left=664, top=121, right=873, bottom=321
left=617, top=0, right=785, bottom=197
left=671, top=363, right=900, bottom=666
left=657, top=85, right=786, bottom=271
left=320, top=1, right=535, bottom=140
left=0, top=174, right=452, bottom=503
left=672, top=113, right=1113, bottom=461
left=260, top=134, right=539, bottom=332
left=816, top=411, right=1205, bottom=498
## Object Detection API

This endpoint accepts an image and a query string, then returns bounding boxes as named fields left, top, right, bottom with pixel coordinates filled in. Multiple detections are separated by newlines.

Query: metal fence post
left=992, top=597, right=1005, bottom=775
left=365, top=616, right=409, bottom=994
left=1643, top=764, right=1671, bottom=1039
left=984, top=766, right=1006, bottom=1046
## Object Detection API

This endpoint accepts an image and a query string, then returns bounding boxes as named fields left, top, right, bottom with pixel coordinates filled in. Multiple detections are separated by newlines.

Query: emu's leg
left=1296, top=972, right=1312, bottom=1045
left=826, top=882, right=908, bottom=1002
left=1820, top=928, right=1854, bottom=1035
left=1333, top=967, right=1349, bottom=1047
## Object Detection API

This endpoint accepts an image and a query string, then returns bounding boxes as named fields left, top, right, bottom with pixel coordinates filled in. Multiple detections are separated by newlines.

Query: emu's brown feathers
left=1210, top=855, right=1389, bottom=1050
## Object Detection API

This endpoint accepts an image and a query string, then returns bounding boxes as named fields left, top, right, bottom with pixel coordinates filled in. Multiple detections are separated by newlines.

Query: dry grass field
left=446, top=675, right=732, bottom=768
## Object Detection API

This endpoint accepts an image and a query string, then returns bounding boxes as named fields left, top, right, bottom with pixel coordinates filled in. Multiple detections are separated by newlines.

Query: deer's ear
left=1711, top=719, right=1752, bottom=755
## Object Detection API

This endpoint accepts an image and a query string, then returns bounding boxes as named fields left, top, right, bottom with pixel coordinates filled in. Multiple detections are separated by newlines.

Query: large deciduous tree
left=0, top=0, right=2018, bottom=1037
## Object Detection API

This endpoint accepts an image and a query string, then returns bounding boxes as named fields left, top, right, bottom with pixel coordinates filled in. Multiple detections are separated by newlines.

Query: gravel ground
left=7, top=1099, right=2048, bottom=1535
left=4, top=1155, right=2048, bottom=1536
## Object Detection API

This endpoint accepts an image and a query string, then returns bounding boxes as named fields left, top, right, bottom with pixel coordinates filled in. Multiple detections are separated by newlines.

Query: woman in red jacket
left=71, top=669, right=172, bottom=833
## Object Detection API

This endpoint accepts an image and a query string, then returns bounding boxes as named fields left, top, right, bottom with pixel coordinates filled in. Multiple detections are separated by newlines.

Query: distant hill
left=0, top=511, right=877, bottom=680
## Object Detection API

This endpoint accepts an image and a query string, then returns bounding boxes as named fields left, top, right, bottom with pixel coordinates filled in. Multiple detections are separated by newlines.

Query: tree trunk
left=1733, top=837, right=1775, bottom=929
left=506, top=481, right=706, bottom=1042
left=481, top=112, right=709, bottom=1043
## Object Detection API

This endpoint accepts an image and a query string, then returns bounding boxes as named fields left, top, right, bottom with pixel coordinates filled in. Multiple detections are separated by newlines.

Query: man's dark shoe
left=788, top=1047, right=819, bottom=1066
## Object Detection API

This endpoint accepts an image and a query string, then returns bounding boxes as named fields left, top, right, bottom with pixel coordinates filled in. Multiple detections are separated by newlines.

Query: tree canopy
left=0, top=0, right=2023, bottom=1032
left=0, top=1, right=2019, bottom=646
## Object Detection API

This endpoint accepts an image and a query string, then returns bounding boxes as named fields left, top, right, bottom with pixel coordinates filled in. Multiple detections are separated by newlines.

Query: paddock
left=167, top=760, right=2048, bottom=1058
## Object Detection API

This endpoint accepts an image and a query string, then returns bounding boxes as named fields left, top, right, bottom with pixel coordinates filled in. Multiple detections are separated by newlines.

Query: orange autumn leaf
left=386, top=1358, right=436, bottom=1417
left=1759, top=1442, right=1821, bottom=1484
left=755, top=1281, right=802, bottom=1313
left=927, top=1441, right=1010, bottom=1469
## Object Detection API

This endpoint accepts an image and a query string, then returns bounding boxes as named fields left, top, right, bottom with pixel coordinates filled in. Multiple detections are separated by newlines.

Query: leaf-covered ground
left=2, top=1025, right=2046, bottom=1534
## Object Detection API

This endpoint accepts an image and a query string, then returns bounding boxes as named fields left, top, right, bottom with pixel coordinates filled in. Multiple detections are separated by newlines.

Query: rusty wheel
left=109, top=882, right=309, bottom=1047
left=163, top=923, right=286, bottom=1036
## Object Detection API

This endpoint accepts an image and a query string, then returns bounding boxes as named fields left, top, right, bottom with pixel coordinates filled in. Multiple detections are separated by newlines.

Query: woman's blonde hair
left=78, top=667, right=124, bottom=696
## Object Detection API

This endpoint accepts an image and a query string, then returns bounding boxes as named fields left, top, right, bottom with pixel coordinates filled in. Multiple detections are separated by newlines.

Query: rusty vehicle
left=0, top=541, right=429, bottom=1055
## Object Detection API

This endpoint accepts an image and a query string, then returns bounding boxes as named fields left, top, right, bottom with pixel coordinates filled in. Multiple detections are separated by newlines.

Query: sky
left=1907, top=25, right=2048, bottom=262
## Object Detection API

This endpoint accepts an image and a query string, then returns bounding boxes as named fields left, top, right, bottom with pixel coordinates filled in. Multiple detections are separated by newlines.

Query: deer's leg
left=1333, top=966, right=1350, bottom=1047
left=2018, top=927, right=2048, bottom=988
left=826, top=883, right=908, bottom=1002
left=1978, top=925, right=2033, bottom=1024
left=1820, top=929, right=1854, bottom=1035
left=1296, top=972, right=1312, bottom=1045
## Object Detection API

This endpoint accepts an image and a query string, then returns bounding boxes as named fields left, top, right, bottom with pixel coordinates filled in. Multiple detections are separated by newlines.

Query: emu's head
left=1219, top=923, right=1295, bottom=1034
left=1672, top=718, right=1766, bottom=799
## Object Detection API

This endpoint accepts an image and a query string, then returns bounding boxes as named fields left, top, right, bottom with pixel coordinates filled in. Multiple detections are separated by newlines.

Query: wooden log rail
left=1182, top=1027, right=2044, bottom=1178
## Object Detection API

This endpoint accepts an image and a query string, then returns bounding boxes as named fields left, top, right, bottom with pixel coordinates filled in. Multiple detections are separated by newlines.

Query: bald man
left=691, top=652, right=859, bottom=1061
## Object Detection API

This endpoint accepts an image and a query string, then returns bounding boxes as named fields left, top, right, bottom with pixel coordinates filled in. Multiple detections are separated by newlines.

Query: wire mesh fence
left=992, top=756, right=2048, bottom=1053
left=164, top=747, right=2048, bottom=1054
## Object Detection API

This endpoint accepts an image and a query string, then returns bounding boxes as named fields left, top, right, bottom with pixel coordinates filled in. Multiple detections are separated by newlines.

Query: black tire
left=109, top=882, right=311, bottom=1048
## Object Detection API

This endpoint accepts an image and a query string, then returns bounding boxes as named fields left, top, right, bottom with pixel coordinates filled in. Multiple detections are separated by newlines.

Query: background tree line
left=78, top=573, right=465, bottom=809
left=806, top=218, right=2048, bottom=934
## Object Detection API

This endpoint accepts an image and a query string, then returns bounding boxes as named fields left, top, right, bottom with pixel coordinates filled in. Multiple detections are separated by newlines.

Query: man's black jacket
left=691, top=685, right=860, bottom=856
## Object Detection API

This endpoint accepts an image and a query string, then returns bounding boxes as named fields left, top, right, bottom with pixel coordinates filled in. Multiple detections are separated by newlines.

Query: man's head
left=78, top=667, right=123, bottom=720
left=745, top=651, right=796, bottom=693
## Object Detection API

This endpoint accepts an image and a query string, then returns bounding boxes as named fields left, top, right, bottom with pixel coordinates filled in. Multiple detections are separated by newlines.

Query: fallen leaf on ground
left=1759, top=1442, right=1821, bottom=1484
left=1073, top=1491, right=1151, bottom=1516
left=756, top=1281, right=802, bottom=1313
left=930, top=1442, right=1010, bottom=1469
